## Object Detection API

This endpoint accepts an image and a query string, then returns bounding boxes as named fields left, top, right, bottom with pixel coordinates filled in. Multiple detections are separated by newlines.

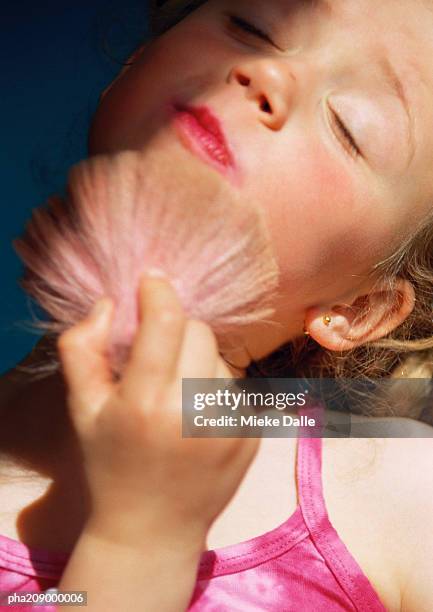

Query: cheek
left=89, top=40, right=178, bottom=153
left=260, top=142, right=376, bottom=295
left=89, top=19, right=228, bottom=154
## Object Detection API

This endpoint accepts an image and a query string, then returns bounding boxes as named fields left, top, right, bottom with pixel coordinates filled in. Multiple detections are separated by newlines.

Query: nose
left=228, top=59, right=298, bottom=131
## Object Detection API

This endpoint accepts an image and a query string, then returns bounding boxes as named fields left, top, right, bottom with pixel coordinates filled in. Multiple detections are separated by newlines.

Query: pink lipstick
left=172, top=103, right=236, bottom=178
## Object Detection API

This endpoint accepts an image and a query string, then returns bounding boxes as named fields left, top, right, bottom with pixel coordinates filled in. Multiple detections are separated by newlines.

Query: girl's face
left=89, top=0, right=433, bottom=349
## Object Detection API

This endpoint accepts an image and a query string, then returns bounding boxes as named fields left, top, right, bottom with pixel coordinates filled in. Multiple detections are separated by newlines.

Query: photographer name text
left=194, top=414, right=316, bottom=428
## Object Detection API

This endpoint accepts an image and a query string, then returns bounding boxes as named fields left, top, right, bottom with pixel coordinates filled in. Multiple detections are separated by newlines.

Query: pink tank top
left=0, top=421, right=387, bottom=611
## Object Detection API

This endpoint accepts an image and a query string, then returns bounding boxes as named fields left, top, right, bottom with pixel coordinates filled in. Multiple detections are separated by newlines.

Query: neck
left=219, top=303, right=306, bottom=374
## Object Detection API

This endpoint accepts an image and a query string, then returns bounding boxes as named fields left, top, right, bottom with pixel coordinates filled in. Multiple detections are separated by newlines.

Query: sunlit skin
left=1, top=6, right=433, bottom=609
left=89, top=0, right=433, bottom=370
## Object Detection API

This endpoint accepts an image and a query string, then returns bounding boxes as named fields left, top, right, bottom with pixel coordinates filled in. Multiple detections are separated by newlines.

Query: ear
left=304, top=278, right=416, bottom=351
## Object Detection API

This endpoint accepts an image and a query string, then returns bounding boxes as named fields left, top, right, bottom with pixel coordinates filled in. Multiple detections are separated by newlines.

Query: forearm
left=58, top=519, right=205, bottom=612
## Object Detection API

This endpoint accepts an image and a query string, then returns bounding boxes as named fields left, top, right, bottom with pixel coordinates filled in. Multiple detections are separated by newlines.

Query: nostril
left=237, top=73, right=251, bottom=87
left=260, top=96, right=272, bottom=114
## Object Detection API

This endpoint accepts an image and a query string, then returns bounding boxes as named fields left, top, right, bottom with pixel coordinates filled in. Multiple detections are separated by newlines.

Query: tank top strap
left=295, top=403, right=387, bottom=611
left=296, top=402, right=327, bottom=530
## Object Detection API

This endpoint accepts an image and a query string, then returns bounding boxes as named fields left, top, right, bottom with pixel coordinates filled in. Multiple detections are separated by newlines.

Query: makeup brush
left=14, top=140, right=280, bottom=377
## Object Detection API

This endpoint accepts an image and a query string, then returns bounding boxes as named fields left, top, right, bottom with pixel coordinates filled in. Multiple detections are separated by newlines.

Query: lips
left=172, top=103, right=236, bottom=176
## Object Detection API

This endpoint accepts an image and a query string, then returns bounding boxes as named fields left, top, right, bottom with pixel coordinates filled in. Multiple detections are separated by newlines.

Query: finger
left=175, top=319, right=219, bottom=380
left=161, top=321, right=219, bottom=425
left=120, top=274, right=186, bottom=400
left=57, top=298, right=115, bottom=413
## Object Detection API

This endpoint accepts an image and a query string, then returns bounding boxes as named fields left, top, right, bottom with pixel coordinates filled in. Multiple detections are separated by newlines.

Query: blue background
left=0, top=1, right=150, bottom=374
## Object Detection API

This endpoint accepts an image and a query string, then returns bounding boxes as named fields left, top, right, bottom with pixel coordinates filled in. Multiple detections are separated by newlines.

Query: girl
left=1, top=0, right=433, bottom=610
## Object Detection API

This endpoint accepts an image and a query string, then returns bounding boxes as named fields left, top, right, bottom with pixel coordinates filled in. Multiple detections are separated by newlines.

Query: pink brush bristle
left=14, top=143, right=280, bottom=377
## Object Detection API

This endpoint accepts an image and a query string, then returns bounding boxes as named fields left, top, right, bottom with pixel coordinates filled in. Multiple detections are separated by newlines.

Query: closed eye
left=329, top=106, right=362, bottom=159
left=227, top=14, right=277, bottom=48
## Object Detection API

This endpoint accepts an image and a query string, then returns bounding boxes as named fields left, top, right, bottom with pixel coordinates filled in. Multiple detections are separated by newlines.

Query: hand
left=57, top=274, right=260, bottom=549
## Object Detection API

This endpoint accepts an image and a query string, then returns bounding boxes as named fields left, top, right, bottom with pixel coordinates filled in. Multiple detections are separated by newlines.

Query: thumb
left=57, top=298, right=115, bottom=414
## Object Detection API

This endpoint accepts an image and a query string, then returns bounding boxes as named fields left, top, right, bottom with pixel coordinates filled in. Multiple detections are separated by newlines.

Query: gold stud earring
left=303, top=325, right=310, bottom=337
left=323, top=315, right=332, bottom=327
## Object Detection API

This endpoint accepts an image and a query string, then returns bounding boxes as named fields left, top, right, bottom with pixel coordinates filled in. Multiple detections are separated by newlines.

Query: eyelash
left=229, top=15, right=362, bottom=159
left=329, top=108, right=361, bottom=158
left=228, top=14, right=275, bottom=46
